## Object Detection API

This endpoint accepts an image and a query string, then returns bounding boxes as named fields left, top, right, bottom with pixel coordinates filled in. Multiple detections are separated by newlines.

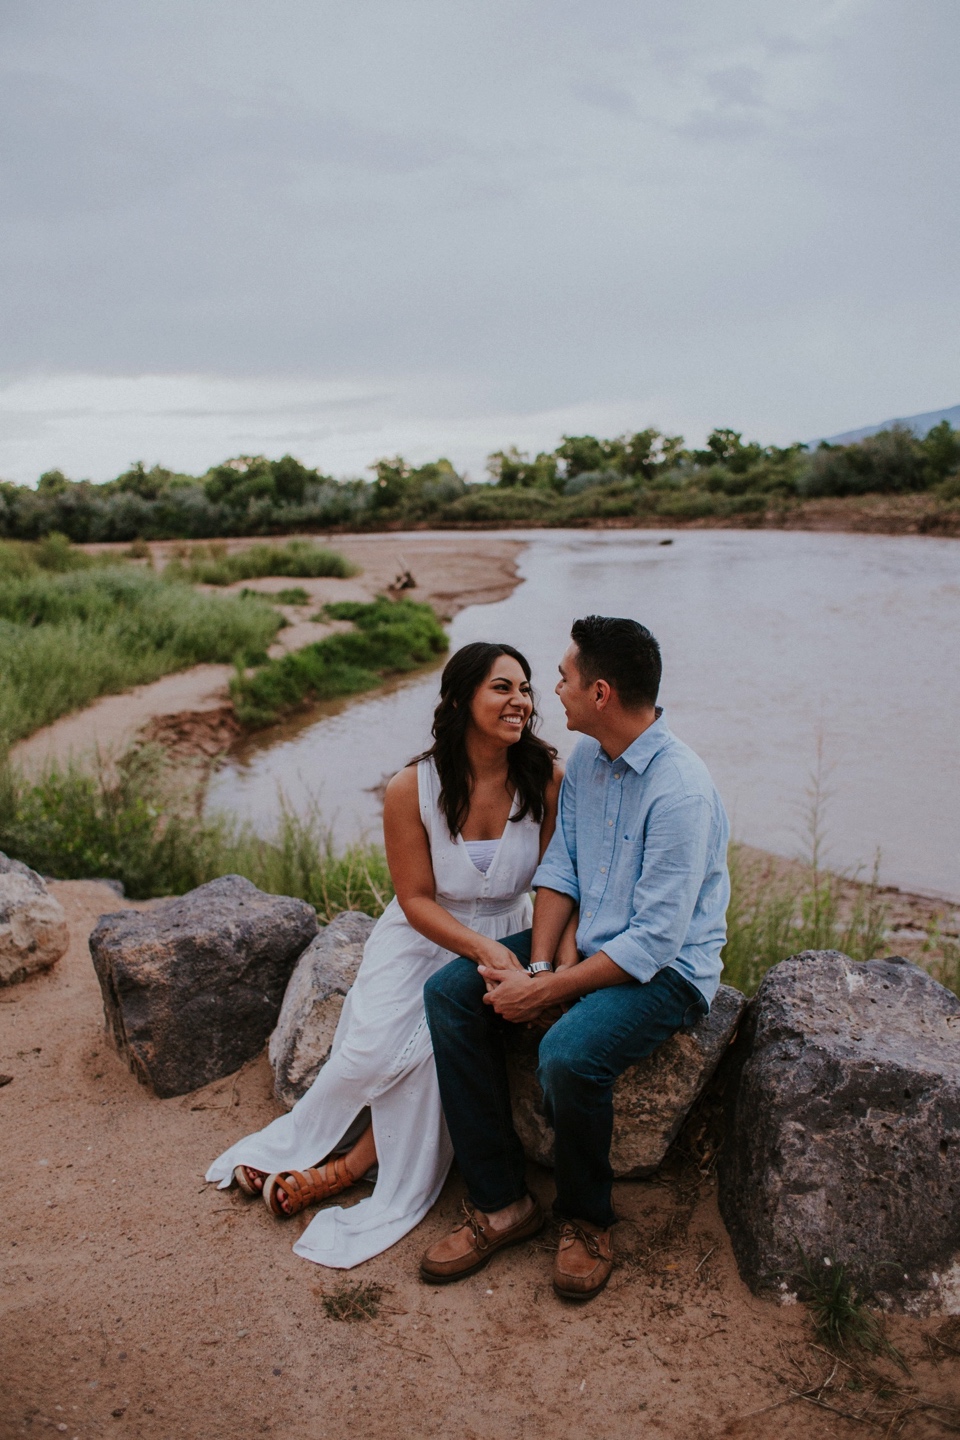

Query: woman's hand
left=474, top=937, right=527, bottom=974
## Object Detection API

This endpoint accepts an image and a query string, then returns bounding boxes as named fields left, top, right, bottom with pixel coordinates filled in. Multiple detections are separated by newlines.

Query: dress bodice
left=416, top=758, right=541, bottom=912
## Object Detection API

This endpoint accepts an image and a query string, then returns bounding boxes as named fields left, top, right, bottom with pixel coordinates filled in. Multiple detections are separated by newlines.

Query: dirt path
left=10, top=535, right=523, bottom=776
left=2, top=881, right=956, bottom=1440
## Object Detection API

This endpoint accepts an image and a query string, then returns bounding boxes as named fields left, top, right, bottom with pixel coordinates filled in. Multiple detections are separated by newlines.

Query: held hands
left=479, top=966, right=554, bottom=1024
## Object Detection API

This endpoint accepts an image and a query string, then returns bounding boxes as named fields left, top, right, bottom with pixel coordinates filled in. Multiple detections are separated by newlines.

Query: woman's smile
left=467, top=655, right=534, bottom=742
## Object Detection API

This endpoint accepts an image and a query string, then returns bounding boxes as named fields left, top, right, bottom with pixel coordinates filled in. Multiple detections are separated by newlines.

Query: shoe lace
left=559, top=1221, right=603, bottom=1258
left=456, top=1199, right=487, bottom=1247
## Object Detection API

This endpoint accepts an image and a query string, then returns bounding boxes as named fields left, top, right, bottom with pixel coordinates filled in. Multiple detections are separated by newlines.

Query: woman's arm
left=382, top=767, right=526, bottom=973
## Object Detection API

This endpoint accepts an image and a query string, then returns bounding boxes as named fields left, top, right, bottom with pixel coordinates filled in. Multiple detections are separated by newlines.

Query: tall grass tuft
left=166, top=539, right=358, bottom=585
left=0, top=564, right=280, bottom=745
left=924, top=924, right=960, bottom=1000
left=721, top=844, right=889, bottom=996
left=230, top=597, right=448, bottom=728
left=222, top=803, right=392, bottom=920
left=721, top=746, right=890, bottom=995
left=0, top=748, right=393, bottom=914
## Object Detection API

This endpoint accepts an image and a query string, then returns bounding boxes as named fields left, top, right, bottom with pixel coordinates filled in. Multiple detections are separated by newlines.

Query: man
left=421, top=614, right=730, bottom=1300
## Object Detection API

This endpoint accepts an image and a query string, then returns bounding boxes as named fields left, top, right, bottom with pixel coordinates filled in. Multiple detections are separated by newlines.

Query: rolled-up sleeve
left=532, top=766, right=580, bottom=903
left=600, top=794, right=711, bottom=982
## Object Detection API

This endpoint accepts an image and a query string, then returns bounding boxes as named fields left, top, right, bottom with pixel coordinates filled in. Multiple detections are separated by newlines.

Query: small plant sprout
left=795, top=1248, right=906, bottom=1369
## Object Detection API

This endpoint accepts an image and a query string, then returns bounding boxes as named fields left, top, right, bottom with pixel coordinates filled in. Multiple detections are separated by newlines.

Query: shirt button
left=607, top=820, right=613, bottom=826
left=614, top=773, right=621, bottom=780
left=586, top=911, right=593, bottom=917
left=600, top=866, right=606, bottom=873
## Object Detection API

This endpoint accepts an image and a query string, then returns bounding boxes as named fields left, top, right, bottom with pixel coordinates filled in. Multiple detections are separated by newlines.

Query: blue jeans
left=423, top=931, right=707, bottom=1230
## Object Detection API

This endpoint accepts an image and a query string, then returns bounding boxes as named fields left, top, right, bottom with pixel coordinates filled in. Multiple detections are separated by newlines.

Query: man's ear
left=593, top=679, right=613, bottom=710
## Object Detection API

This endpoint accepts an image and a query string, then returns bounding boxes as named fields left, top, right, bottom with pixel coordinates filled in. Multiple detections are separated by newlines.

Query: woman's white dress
left=206, top=758, right=540, bottom=1269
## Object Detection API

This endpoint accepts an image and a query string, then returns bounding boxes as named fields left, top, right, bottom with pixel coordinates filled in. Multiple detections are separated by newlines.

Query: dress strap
left=416, top=757, right=436, bottom=827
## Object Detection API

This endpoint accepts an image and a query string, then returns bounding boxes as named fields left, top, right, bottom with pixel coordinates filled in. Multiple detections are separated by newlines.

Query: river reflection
left=206, top=529, right=960, bottom=900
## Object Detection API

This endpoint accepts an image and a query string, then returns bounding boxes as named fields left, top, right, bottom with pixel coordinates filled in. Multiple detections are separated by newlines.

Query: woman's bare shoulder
left=384, top=763, right=420, bottom=808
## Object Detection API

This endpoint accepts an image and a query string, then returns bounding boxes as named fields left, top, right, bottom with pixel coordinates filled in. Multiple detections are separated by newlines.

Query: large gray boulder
left=506, top=983, right=747, bottom=1178
left=269, top=911, right=376, bottom=1107
left=89, top=875, right=318, bottom=1098
left=718, top=950, right=960, bottom=1315
left=0, top=851, right=69, bottom=987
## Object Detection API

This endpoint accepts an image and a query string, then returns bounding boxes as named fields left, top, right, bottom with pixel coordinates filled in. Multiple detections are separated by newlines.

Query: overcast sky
left=2, top=0, right=958, bottom=484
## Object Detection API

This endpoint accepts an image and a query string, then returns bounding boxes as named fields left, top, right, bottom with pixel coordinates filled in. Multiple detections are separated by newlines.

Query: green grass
left=0, top=747, right=393, bottom=911
left=720, top=843, right=890, bottom=996
left=273, top=587, right=311, bottom=605
left=166, top=540, right=358, bottom=585
left=223, top=802, right=393, bottom=919
left=0, top=532, right=97, bottom=579
left=923, top=924, right=960, bottom=998
left=796, top=1250, right=905, bottom=1366
left=230, top=596, right=448, bottom=728
left=0, top=563, right=281, bottom=746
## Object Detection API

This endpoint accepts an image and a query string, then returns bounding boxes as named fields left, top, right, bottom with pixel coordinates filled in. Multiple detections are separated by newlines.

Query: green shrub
left=230, top=597, right=448, bottom=728
left=0, top=534, right=96, bottom=580
left=434, top=487, right=562, bottom=525
left=166, top=539, right=357, bottom=585
left=654, top=491, right=722, bottom=520
left=803, top=427, right=928, bottom=497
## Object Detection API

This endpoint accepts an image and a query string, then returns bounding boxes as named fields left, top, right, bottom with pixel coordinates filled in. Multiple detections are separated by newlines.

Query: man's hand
left=479, top=967, right=552, bottom=1024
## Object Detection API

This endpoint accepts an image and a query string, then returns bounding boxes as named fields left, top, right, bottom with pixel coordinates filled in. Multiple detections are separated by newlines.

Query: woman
left=206, top=641, right=566, bottom=1269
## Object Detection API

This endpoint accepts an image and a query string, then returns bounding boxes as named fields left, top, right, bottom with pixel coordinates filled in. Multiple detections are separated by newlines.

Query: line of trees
left=2, top=422, right=958, bottom=542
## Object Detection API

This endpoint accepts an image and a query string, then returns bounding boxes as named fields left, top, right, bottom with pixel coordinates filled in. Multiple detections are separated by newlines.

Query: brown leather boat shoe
left=552, top=1220, right=614, bottom=1300
left=420, top=1197, right=544, bottom=1284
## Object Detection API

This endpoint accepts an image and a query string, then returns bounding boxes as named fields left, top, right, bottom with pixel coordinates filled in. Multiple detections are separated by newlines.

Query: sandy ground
left=2, top=882, right=959, bottom=1440
left=11, top=535, right=523, bottom=776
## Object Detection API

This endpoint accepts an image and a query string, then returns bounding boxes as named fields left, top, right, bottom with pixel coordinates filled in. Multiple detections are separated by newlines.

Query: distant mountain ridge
left=820, top=403, right=960, bottom=446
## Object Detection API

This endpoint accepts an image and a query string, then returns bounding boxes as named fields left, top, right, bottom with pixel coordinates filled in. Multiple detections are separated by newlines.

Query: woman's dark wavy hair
left=412, top=642, right=557, bottom=838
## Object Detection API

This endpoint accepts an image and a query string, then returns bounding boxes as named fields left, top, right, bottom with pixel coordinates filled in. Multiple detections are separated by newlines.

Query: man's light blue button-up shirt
left=531, top=715, right=730, bottom=1006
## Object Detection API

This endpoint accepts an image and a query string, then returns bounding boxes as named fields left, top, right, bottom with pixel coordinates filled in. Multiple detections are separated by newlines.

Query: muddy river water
left=207, top=529, right=960, bottom=900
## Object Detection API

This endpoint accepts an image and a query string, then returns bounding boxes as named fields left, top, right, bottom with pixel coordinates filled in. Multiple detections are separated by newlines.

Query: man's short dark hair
left=570, top=615, right=661, bottom=709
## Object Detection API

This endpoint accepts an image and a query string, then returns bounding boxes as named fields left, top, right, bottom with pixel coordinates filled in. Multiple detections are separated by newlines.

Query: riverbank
left=406, top=491, right=960, bottom=537
left=11, top=534, right=523, bottom=775
left=3, top=878, right=958, bottom=1440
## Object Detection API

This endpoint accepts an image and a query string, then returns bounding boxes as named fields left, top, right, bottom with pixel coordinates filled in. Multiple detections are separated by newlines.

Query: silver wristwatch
left=528, top=961, right=553, bottom=976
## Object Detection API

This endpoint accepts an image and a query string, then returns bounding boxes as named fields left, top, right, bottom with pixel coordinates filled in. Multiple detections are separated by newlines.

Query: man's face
left=555, top=642, right=597, bottom=734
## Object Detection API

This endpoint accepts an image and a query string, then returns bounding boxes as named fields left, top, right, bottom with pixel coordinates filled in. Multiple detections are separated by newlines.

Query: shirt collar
left=597, top=709, right=671, bottom=778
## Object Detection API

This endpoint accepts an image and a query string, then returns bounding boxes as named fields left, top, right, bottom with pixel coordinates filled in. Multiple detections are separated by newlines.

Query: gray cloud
left=1, top=0, right=958, bottom=482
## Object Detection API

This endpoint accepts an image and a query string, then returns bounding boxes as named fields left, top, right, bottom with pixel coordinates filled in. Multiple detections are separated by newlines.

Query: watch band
left=528, top=961, right=553, bottom=976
